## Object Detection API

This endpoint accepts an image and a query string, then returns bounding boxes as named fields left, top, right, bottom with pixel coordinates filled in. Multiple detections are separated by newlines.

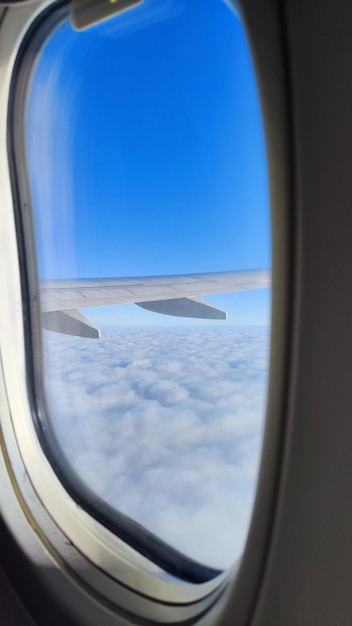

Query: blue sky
left=27, top=0, right=270, bottom=325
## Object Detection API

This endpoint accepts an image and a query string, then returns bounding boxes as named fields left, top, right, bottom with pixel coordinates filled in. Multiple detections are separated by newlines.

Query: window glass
left=26, top=0, right=271, bottom=573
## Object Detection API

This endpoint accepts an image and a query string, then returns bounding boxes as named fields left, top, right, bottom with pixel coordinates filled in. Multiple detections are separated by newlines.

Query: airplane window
left=25, top=0, right=271, bottom=577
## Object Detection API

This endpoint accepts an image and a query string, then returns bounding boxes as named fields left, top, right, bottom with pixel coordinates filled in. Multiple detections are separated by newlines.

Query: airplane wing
left=40, top=269, right=271, bottom=338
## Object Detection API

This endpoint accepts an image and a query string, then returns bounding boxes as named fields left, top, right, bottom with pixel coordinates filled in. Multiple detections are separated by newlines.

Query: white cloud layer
left=42, top=326, right=269, bottom=570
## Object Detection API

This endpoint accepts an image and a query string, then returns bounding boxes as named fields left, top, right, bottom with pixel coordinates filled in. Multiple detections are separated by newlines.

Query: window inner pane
left=26, top=0, right=271, bottom=572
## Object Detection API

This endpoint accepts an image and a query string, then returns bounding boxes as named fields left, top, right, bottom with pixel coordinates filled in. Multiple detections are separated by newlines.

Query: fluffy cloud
left=42, top=325, right=269, bottom=571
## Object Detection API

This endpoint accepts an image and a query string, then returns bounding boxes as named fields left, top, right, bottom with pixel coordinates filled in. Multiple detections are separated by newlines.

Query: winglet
left=42, top=310, right=101, bottom=338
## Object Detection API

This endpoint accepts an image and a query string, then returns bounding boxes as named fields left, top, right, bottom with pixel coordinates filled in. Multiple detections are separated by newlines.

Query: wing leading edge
left=40, top=269, right=271, bottom=338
